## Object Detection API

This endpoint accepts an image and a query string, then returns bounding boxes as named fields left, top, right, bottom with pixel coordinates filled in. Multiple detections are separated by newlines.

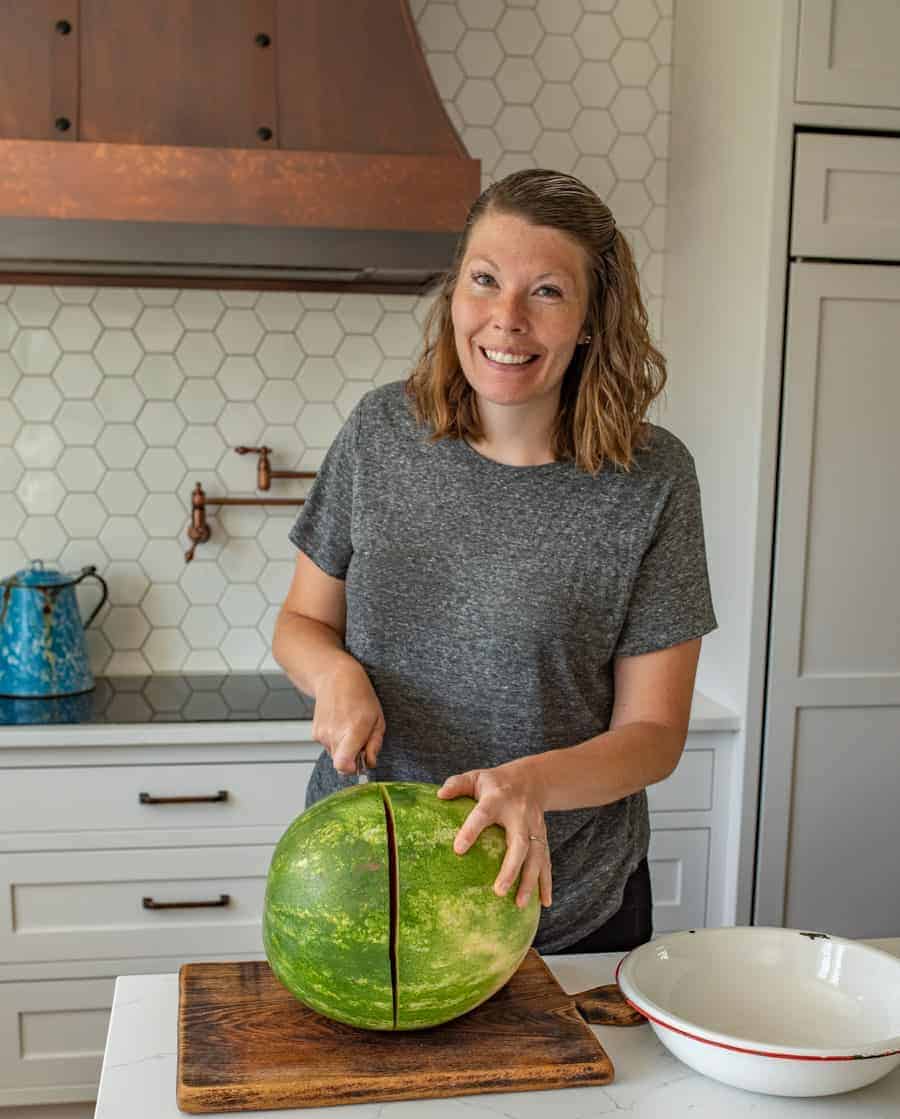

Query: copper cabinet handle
left=139, top=790, right=229, bottom=805
left=142, top=894, right=230, bottom=910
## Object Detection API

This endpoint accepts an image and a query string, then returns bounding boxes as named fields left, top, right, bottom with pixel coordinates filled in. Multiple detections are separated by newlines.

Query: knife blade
left=355, top=750, right=369, bottom=785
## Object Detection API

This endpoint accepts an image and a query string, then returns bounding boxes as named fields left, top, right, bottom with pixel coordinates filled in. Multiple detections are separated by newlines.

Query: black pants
left=555, top=858, right=653, bottom=954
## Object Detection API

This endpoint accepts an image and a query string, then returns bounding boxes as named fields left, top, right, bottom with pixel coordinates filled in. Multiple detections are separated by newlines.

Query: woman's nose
left=492, top=292, right=528, bottom=333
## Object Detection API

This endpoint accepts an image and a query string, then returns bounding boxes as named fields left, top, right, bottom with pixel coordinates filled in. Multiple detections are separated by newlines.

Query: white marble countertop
left=96, top=940, right=900, bottom=1119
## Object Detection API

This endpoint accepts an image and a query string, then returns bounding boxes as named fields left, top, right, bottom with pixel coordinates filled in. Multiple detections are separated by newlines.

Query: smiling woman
left=273, top=169, right=717, bottom=958
left=449, top=212, right=589, bottom=448
left=408, top=168, right=667, bottom=474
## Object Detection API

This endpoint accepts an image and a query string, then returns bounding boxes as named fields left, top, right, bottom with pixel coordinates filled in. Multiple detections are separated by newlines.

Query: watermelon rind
left=384, top=782, right=540, bottom=1030
left=262, top=783, right=394, bottom=1030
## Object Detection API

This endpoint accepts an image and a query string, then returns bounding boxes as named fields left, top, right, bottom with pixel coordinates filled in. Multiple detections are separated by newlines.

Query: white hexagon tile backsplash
left=0, top=0, right=673, bottom=674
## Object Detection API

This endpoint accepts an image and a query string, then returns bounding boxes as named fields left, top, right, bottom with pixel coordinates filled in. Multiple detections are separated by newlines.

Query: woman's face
left=450, top=210, right=590, bottom=413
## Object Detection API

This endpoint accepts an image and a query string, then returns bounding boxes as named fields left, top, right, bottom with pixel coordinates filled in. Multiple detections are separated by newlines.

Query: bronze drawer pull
left=139, top=790, right=229, bottom=805
left=142, top=894, right=230, bottom=910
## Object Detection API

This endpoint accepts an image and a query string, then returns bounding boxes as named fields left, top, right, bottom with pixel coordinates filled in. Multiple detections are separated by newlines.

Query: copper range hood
left=0, top=1, right=481, bottom=292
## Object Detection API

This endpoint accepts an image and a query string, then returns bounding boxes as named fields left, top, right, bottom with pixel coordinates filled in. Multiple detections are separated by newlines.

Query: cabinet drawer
left=0, top=761, right=313, bottom=834
left=0, top=976, right=112, bottom=1104
left=792, top=133, right=900, bottom=261
left=649, top=828, right=709, bottom=933
left=646, top=748, right=713, bottom=812
left=0, top=846, right=271, bottom=964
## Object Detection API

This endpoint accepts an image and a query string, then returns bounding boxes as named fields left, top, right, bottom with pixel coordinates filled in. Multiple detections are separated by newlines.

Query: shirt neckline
left=456, top=436, right=569, bottom=476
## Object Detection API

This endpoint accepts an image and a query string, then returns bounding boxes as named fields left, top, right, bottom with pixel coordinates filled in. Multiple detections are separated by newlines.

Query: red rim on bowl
left=615, top=933, right=900, bottom=1064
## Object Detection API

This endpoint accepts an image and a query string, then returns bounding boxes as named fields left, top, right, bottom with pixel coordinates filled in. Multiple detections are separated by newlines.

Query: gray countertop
left=0, top=688, right=739, bottom=749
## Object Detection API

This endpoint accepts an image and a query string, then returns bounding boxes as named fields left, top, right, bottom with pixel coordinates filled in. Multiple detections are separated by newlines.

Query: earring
left=580, top=334, right=592, bottom=345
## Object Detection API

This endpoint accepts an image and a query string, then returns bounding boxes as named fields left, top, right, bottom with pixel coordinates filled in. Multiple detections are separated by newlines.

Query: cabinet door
left=792, top=133, right=900, bottom=262
left=648, top=829, right=709, bottom=933
left=756, top=263, right=900, bottom=936
left=0, top=976, right=112, bottom=1104
left=797, top=0, right=900, bottom=108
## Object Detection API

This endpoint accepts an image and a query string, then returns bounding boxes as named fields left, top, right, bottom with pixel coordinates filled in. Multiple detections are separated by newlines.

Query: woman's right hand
left=273, top=552, right=384, bottom=777
left=311, top=654, right=385, bottom=775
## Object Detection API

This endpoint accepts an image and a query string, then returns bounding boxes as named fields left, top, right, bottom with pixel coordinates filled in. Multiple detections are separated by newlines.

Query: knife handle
left=573, top=983, right=645, bottom=1027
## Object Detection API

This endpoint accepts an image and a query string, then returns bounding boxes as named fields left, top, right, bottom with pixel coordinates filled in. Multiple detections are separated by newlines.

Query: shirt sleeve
left=288, top=399, right=363, bottom=579
left=614, top=450, right=717, bottom=657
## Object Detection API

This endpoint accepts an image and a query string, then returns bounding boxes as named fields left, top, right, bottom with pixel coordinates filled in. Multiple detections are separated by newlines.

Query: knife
left=355, top=750, right=369, bottom=785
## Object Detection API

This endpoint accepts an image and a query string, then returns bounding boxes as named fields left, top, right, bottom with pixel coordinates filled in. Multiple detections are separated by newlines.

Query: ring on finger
left=527, top=834, right=549, bottom=849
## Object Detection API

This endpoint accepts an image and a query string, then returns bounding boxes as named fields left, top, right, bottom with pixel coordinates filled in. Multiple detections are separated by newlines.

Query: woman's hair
left=405, top=168, right=666, bottom=473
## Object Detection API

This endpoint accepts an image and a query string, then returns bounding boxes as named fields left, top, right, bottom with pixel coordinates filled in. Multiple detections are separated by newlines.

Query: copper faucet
left=235, top=445, right=313, bottom=490
left=184, top=447, right=317, bottom=562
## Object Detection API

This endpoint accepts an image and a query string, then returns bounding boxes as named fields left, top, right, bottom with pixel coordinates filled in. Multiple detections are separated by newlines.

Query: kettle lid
left=5, top=560, right=74, bottom=588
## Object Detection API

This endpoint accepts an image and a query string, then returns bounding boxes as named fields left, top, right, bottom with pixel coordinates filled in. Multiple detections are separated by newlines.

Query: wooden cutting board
left=177, top=950, right=614, bottom=1113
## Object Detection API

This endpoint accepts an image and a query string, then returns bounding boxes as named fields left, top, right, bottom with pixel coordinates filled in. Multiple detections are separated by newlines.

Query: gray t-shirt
left=289, top=380, right=716, bottom=953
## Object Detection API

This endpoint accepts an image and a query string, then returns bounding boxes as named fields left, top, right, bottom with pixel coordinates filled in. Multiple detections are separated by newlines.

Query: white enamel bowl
left=616, top=927, right=900, bottom=1097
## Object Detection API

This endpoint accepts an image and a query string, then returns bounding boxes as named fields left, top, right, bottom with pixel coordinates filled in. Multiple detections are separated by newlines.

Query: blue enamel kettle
left=0, top=562, right=108, bottom=698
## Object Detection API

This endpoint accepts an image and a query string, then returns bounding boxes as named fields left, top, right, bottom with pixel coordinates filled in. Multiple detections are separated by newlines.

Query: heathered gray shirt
left=290, top=380, right=716, bottom=953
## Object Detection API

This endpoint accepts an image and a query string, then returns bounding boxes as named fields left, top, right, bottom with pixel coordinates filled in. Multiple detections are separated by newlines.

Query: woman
left=273, top=169, right=716, bottom=955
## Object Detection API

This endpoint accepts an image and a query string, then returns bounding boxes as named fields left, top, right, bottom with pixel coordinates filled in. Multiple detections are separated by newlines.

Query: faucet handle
left=234, top=446, right=272, bottom=490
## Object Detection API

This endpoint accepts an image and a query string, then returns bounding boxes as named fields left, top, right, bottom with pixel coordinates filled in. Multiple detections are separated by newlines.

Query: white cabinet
left=648, top=727, right=736, bottom=933
left=0, top=760, right=314, bottom=834
left=791, top=132, right=900, bottom=260
left=0, top=977, right=115, bottom=1105
left=647, top=829, right=710, bottom=933
left=796, top=0, right=900, bottom=109
left=0, top=846, right=272, bottom=964
left=755, top=132, right=900, bottom=935
left=0, top=735, right=315, bottom=1108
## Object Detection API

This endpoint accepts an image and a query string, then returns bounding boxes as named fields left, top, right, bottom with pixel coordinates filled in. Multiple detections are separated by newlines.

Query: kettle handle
left=73, top=565, right=109, bottom=629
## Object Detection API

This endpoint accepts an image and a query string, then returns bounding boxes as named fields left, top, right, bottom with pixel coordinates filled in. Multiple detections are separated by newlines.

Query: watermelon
left=262, top=781, right=540, bottom=1030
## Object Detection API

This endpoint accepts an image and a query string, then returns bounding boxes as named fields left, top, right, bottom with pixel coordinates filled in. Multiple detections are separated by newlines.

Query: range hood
left=0, top=1, right=481, bottom=293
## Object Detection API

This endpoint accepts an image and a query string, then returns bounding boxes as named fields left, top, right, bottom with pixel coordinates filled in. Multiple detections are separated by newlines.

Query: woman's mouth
left=479, top=346, right=539, bottom=367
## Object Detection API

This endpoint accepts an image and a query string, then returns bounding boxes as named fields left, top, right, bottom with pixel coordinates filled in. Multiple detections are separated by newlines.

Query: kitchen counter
left=95, top=940, right=900, bottom=1119
left=0, top=688, right=739, bottom=748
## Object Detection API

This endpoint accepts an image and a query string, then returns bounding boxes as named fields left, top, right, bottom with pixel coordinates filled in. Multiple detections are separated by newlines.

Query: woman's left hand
left=437, top=761, right=552, bottom=910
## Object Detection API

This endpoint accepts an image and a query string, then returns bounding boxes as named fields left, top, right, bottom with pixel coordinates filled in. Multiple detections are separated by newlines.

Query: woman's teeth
left=481, top=348, right=536, bottom=365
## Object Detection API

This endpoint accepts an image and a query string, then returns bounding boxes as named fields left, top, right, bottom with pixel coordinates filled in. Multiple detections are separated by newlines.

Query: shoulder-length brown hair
left=405, top=168, right=666, bottom=473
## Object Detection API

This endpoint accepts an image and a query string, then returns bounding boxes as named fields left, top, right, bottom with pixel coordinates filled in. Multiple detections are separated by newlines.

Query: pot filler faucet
left=184, top=446, right=316, bottom=562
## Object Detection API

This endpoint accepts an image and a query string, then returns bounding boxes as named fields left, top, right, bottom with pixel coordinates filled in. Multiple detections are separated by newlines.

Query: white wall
left=662, top=0, right=785, bottom=919
left=664, top=0, right=783, bottom=713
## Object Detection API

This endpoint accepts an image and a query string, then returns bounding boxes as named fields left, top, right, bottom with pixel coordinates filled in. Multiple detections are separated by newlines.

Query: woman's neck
left=469, top=395, right=558, bottom=467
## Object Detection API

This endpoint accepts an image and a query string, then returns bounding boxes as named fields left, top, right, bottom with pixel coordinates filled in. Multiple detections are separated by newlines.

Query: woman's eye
left=472, top=271, right=495, bottom=287
left=535, top=284, right=562, bottom=298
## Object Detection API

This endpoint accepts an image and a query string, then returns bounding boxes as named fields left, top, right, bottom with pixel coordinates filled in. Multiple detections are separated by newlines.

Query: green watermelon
left=262, top=781, right=540, bottom=1031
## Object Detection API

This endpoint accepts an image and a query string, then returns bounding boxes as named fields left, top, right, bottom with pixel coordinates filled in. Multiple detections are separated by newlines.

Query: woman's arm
left=525, top=636, right=701, bottom=811
left=273, top=551, right=385, bottom=774
left=438, top=637, right=702, bottom=908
